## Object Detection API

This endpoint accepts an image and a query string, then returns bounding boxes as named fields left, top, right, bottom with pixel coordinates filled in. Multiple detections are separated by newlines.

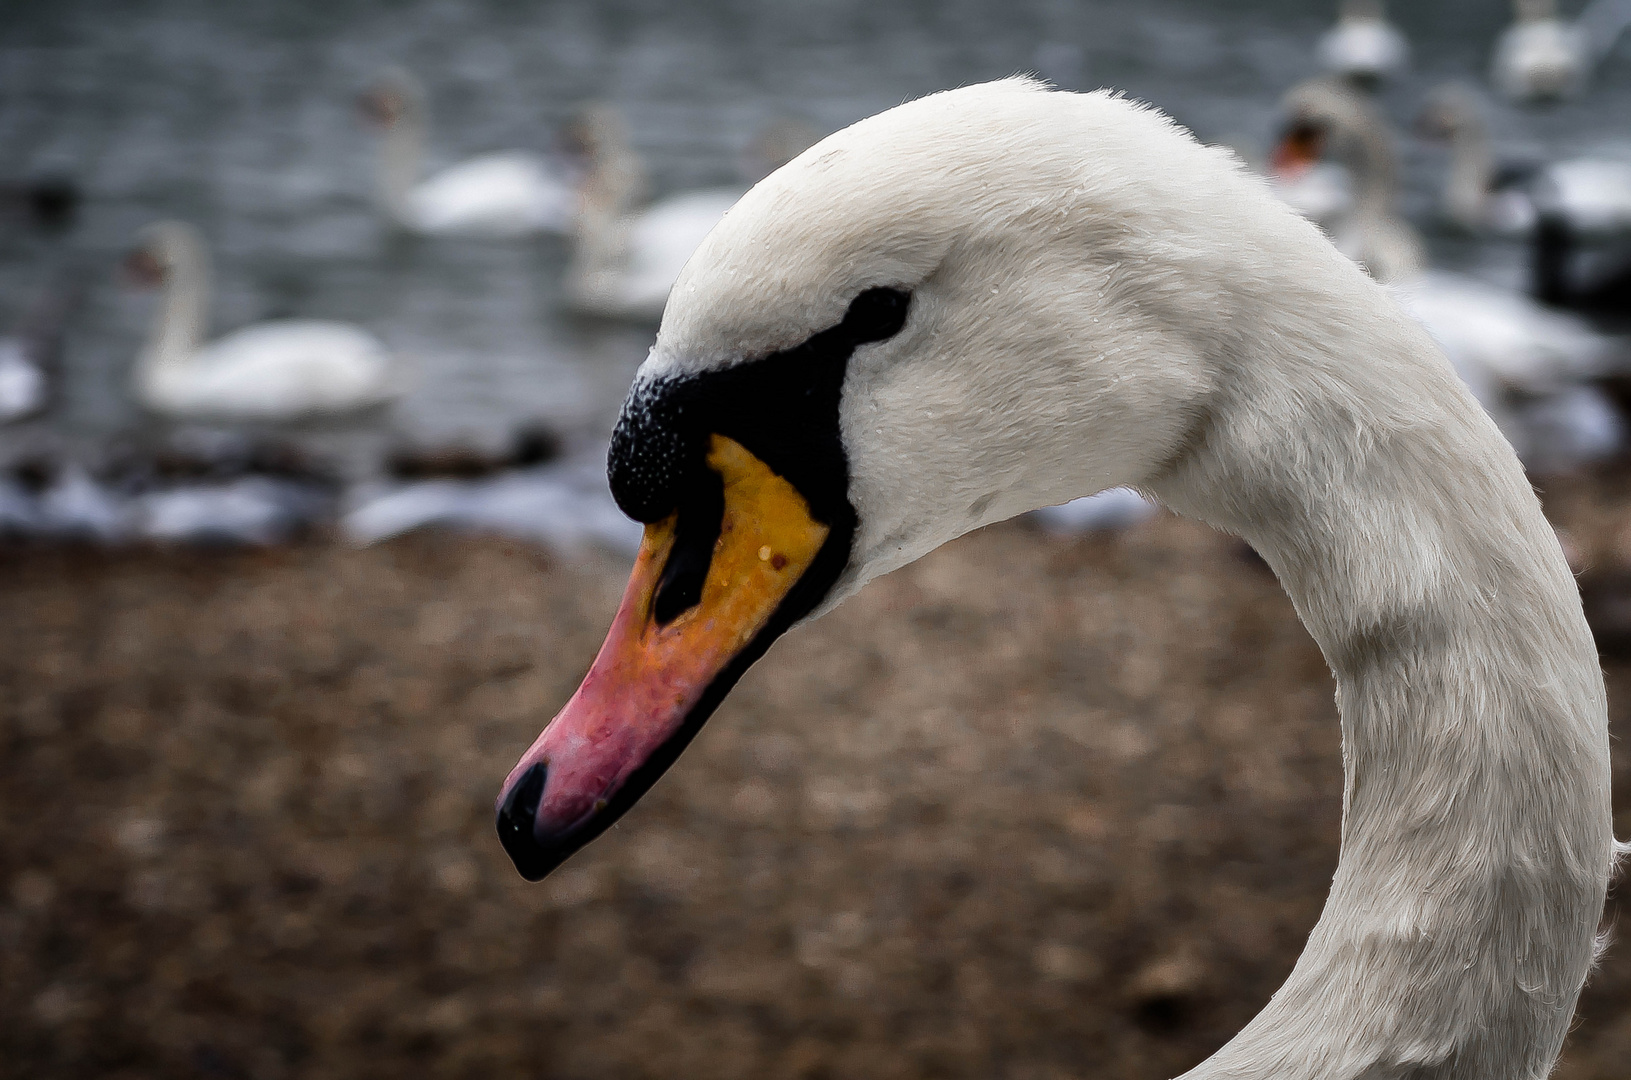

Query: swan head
left=124, top=221, right=207, bottom=288
left=356, top=67, right=424, bottom=131
left=496, top=78, right=1308, bottom=880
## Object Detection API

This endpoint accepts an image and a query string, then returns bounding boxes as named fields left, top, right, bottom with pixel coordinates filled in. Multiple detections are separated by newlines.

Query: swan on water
left=126, top=221, right=401, bottom=420
left=1416, top=82, right=1631, bottom=237
left=359, top=68, right=576, bottom=238
left=563, top=106, right=743, bottom=322
left=492, top=79, right=1622, bottom=1080
left=1316, top=0, right=1408, bottom=87
left=1273, top=79, right=1629, bottom=470
left=1492, top=0, right=1631, bottom=102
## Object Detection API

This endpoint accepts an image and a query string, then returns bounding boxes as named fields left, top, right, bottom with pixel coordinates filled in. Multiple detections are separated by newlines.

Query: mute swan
left=359, top=68, right=575, bottom=238
left=1416, top=83, right=1631, bottom=237
left=563, top=107, right=742, bottom=322
left=1317, top=0, right=1409, bottom=87
left=1273, top=79, right=1423, bottom=284
left=127, top=222, right=400, bottom=420
left=1275, top=80, right=1629, bottom=469
left=1492, top=0, right=1631, bottom=102
left=493, top=79, right=1620, bottom=1079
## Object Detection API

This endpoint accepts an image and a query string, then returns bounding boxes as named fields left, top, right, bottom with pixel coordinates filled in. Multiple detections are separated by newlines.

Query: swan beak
left=1270, top=124, right=1325, bottom=179
left=495, top=435, right=830, bottom=880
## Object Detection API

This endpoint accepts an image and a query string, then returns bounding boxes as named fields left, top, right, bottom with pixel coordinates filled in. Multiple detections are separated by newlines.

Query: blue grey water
left=0, top=0, right=1628, bottom=481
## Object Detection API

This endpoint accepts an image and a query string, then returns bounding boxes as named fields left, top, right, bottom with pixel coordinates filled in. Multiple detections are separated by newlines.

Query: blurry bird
left=1491, top=0, right=1631, bottom=103
left=1273, top=79, right=1423, bottom=284
left=1272, top=78, right=1630, bottom=471
left=125, top=222, right=402, bottom=420
left=0, top=275, right=84, bottom=424
left=562, top=106, right=742, bottom=322
left=359, top=67, right=577, bottom=237
left=1416, top=83, right=1631, bottom=236
left=1317, top=0, right=1409, bottom=88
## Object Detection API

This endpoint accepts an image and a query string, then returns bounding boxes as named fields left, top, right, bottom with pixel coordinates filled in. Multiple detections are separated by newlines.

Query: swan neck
left=1159, top=338, right=1611, bottom=1078
left=1443, top=112, right=1495, bottom=227
left=378, top=105, right=427, bottom=224
left=140, top=233, right=210, bottom=380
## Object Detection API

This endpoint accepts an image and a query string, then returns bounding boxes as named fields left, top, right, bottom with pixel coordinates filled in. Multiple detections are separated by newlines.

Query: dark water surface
left=1, top=0, right=1628, bottom=474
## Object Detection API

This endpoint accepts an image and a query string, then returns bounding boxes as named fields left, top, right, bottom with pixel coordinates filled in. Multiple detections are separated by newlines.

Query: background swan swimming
left=127, top=222, right=402, bottom=420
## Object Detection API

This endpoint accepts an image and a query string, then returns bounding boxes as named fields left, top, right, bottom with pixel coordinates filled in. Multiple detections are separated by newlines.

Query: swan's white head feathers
left=642, top=79, right=1359, bottom=593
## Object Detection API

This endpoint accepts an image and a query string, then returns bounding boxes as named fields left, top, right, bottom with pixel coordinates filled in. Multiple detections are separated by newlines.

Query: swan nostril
left=495, top=762, right=551, bottom=880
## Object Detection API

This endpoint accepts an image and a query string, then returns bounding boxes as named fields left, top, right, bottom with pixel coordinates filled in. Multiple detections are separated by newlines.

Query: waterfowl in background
left=1275, top=79, right=1629, bottom=471
left=563, top=106, right=742, bottom=322
left=1273, top=79, right=1423, bottom=283
left=359, top=68, right=576, bottom=238
left=0, top=276, right=83, bottom=424
left=127, top=221, right=401, bottom=420
left=1417, top=83, right=1631, bottom=236
left=494, top=80, right=1620, bottom=1080
left=1317, top=0, right=1409, bottom=88
left=1492, top=0, right=1631, bottom=103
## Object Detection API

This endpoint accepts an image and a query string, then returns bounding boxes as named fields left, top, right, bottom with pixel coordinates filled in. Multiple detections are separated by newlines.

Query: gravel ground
left=1, top=482, right=1628, bottom=1080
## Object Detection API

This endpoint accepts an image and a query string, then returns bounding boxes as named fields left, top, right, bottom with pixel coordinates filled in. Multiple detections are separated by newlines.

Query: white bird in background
left=493, top=80, right=1621, bottom=1080
left=1273, top=78, right=1628, bottom=471
left=562, top=106, right=743, bottom=322
left=1492, top=0, right=1631, bottom=103
left=1317, top=0, right=1409, bottom=87
left=1415, top=83, right=1631, bottom=237
left=126, top=221, right=402, bottom=420
left=0, top=277, right=82, bottom=424
left=359, top=67, right=577, bottom=237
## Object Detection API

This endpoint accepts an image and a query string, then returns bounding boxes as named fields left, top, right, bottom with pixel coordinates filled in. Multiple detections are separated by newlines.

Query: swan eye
left=841, top=287, right=912, bottom=345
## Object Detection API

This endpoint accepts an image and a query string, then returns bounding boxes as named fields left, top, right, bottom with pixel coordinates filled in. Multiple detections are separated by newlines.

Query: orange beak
left=496, top=434, right=830, bottom=879
left=1270, top=124, right=1325, bottom=179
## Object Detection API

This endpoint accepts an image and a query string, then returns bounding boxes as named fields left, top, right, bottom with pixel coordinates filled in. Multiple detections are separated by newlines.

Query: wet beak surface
left=1269, top=127, right=1324, bottom=179
left=496, top=434, right=829, bottom=879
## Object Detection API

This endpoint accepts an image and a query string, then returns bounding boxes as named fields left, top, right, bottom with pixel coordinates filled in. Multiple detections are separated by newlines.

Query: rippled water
left=1, top=0, right=1628, bottom=477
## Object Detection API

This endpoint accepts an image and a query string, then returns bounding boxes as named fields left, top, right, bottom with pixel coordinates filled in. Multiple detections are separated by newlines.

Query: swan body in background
left=1317, top=0, right=1409, bottom=86
left=1492, top=0, right=1631, bottom=102
left=494, top=80, right=1620, bottom=1080
left=128, top=222, right=400, bottom=420
left=1417, top=83, right=1631, bottom=236
left=563, top=106, right=741, bottom=321
left=360, top=68, right=575, bottom=237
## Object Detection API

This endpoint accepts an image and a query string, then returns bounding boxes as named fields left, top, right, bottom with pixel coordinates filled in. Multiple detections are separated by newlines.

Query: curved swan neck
left=375, top=82, right=428, bottom=223
left=1441, top=103, right=1496, bottom=228
left=1153, top=304, right=1611, bottom=1078
left=138, top=224, right=210, bottom=380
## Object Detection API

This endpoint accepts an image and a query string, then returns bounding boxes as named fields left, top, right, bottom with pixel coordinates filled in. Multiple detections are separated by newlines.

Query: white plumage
left=362, top=69, right=575, bottom=238
left=623, top=79, right=1617, bottom=1078
left=129, top=221, right=400, bottom=420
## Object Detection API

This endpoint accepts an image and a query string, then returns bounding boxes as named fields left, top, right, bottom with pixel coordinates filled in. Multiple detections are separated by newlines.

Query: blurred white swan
left=563, top=107, right=742, bottom=322
left=1317, top=0, right=1409, bottom=86
left=128, top=222, right=401, bottom=420
left=1492, top=0, right=1631, bottom=102
left=1418, top=83, right=1631, bottom=236
left=1275, top=79, right=1628, bottom=470
left=360, top=68, right=576, bottom=237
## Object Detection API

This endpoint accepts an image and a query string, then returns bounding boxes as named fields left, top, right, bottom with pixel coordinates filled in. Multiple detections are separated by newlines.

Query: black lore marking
left=653, top=465, right=725, bottom=625
left=608, top=286, right=911, bottom=530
